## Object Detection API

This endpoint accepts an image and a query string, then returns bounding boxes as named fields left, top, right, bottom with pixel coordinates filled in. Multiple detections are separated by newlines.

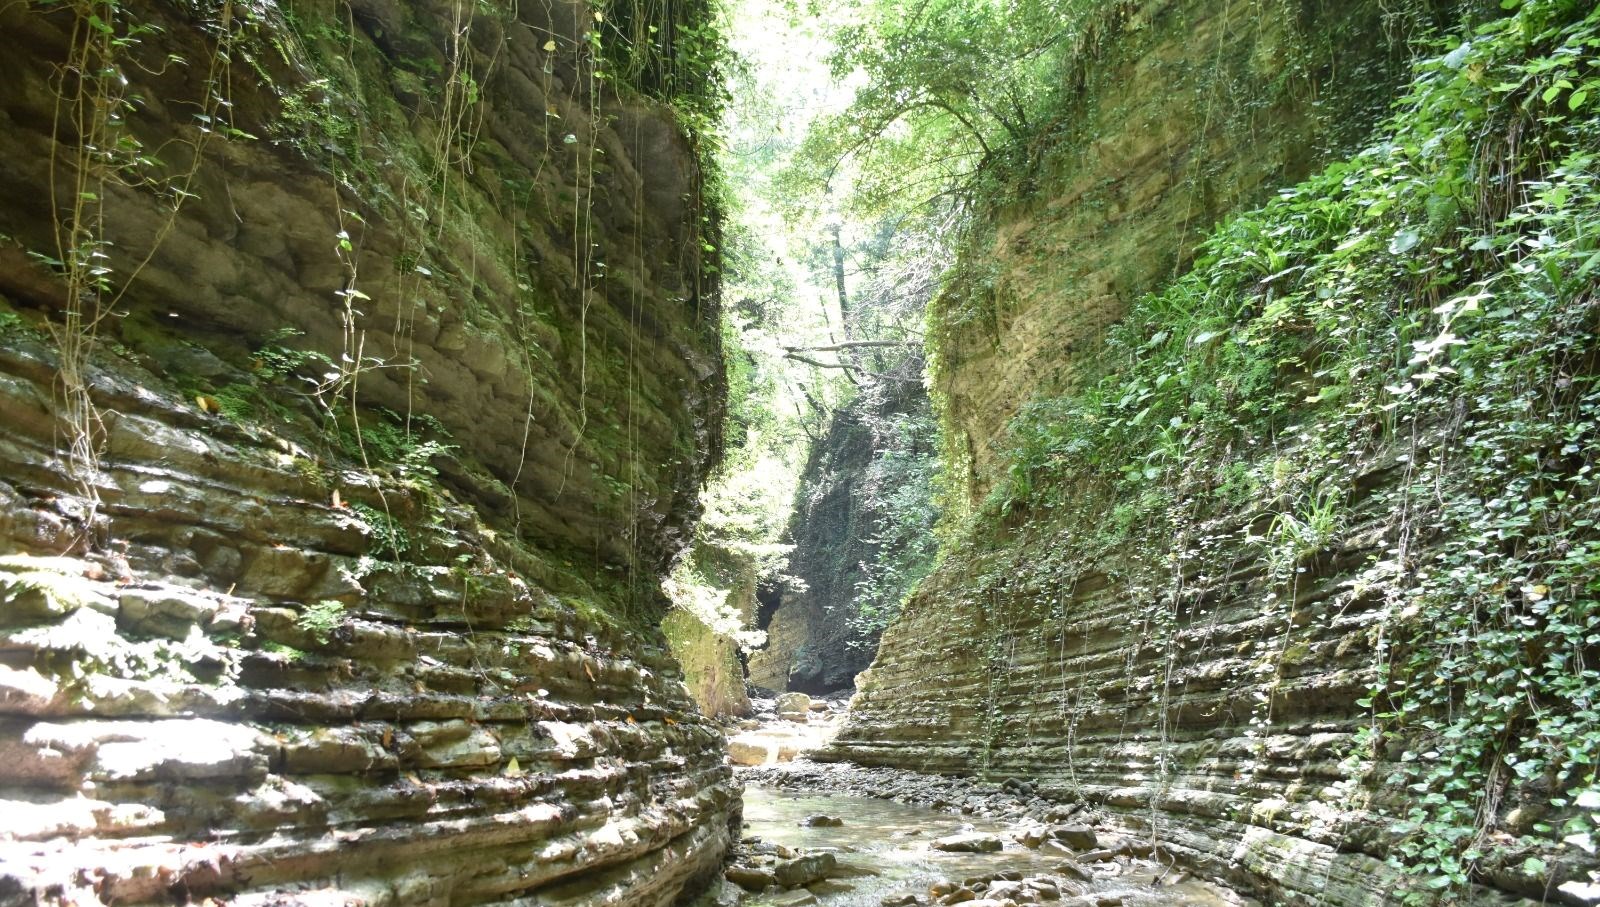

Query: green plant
left=351, top=502, right=410, bottom=559
left=921, top=0, right=1600, bottom=892
left=39, top=0, right=243, bottom=508
left=295, top=600, right=347, bottom=644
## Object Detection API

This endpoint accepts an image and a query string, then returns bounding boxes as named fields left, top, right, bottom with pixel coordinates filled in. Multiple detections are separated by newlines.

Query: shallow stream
left=742, top=785, right=1242, bottom=907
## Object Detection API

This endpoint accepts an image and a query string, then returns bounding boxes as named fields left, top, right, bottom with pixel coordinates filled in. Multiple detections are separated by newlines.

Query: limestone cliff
left=832, top=0, right=1600, bottom=904
left=747, top=376, right=932, bottom=695
left=930, top=0, right=1433, bottom=501
left=0, top=0, right=737, bottom=902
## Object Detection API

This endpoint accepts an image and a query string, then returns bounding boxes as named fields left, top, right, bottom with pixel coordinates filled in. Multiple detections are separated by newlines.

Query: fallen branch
left=783, top=340, right=921, bottom=354
left=783, top=352, right=924, bottom=383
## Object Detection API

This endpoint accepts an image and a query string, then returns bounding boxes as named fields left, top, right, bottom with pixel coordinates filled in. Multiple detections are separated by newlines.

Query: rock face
left=748, top=376, right=933, bottom=693
left=929, top=0, right=1423, bottom=502
left=664, top=605, right=753, bottom=719
left=0, top=0, right=736, bottom=903
left=825, top=0, right=1600, bottom=905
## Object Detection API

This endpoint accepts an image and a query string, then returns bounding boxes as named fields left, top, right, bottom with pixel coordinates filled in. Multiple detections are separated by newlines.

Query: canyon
left=2, top=0, right=1599, bottom=904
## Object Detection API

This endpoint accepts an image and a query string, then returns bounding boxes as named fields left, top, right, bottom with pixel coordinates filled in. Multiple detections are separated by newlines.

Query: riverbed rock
left=1048, top=826, right=1098, bottom=850
left=1015, top=826, right=1049, bottom=848
left=776, top=692, right=813, bottom=721
left=932, top=832, right=1004, bottom=853
left=774, top=853, right=838, bottom=888
left=882, top=892, right=921, bottom=906
left=728, top=866, right=779, bottom=891
left=759, top=892, right=819, bottom=907
left=984, top=881, right=1025, bottom=901
left=1024, top=878, right=1061, bottom=901
left=1052, top=860, right=1094, bottom=882
left=729, top=729, right=818, bottom=766
left=801, top=814, right=844, bottom=827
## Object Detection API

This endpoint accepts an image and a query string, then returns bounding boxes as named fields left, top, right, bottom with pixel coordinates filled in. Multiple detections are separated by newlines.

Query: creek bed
left=741, top=785, right=1243, bottom=907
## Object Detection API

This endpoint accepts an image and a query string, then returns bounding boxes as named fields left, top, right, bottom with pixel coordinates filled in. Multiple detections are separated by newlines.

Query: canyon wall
left=747, top=376, right=931, bottom=694
left=929, top=0, right=1427, bottom=500
left=0, top=0, right=737, bottom=902
left=832, top=0, right=1600, bottom=904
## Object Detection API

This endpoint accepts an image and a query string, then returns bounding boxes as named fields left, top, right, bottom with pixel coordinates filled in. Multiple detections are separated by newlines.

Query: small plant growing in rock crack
left=296, top=600, right=348, bottom=644
left=351, top=502, right=410, bottom=559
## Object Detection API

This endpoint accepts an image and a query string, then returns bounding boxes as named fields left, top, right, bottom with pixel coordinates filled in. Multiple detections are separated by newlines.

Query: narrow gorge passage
left=2, top=0, right=1599, bottom=905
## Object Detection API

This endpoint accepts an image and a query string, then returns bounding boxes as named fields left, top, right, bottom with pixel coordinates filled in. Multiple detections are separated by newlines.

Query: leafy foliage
left=849, top=399, right=941, bottom=647
left=980, top=0, right=1600, bottom=890
left=791, top=0, right=1098, bottom=215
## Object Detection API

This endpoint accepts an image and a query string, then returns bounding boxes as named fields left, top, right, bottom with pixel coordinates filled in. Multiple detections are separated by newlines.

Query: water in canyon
left=738, top=783, right=1248, bottom=907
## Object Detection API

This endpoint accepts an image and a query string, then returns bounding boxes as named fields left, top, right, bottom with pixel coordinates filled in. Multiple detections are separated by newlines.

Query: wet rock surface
left=727, top=779, right=1251, bottom=907
left=725, top=696, right=848, bottom=766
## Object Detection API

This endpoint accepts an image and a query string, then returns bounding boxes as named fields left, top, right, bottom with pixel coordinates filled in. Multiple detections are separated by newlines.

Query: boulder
left=773, top=853, right=837, bottom=888
left=882, top=893, right=921, bottom=906
left=931, top=832, right=1004, bottom=853
left=776, top=692, right=812, bottom=721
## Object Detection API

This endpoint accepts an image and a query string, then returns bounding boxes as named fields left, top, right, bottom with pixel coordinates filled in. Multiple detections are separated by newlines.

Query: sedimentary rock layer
left=930, top=0, right=1424, bottom=500
left=830, top=0, right=1596, bottom=904
left=0, top=0, right=735, bottom=902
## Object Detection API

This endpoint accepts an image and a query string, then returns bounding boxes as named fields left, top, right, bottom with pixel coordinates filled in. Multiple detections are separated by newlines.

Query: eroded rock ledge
left=0, top=0, right=736, bottom=902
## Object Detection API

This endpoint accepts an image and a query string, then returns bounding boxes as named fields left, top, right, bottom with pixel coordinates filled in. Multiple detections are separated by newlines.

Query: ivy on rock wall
left=977, top=0, right=1600, bottom=893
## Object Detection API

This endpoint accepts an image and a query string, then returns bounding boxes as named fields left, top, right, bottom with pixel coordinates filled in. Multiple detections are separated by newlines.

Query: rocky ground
left=739, top=762, right=1088, bottom=825
left=724, top=692, right=850, bottom=766
left=721, top=761, right=1254, bottom=907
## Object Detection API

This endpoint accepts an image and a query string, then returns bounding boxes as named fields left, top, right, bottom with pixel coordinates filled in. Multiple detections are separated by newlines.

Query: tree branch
left=783, top=340, right=921, bottom=353
left=784, top=352, right=924, bottom=383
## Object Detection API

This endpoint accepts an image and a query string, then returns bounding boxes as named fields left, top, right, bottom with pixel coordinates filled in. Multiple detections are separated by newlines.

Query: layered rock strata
left=828, top=0, right=1598, bottom=904
left=930, top=0, right=1434, bottom=499
left=0, top=0, right=736, bottom=902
